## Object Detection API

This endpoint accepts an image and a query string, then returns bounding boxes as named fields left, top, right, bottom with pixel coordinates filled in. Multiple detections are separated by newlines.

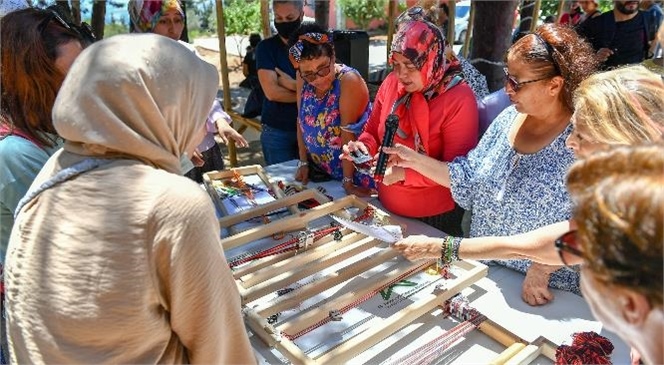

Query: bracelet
left=440, top=236, right=461, bottom=263
left=297, top=160, right=308, bottom=168
left=342, top=177, right=353, bottom=185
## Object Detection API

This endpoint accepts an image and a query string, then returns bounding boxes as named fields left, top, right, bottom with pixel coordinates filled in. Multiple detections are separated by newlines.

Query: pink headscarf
left=128, top=0, right=184, bottom=33
left=389, top=7, right=463, bottom=154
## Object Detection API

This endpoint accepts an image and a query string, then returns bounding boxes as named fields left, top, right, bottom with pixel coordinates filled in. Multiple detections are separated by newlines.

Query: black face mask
left=274, top=18, right=302, bottom=39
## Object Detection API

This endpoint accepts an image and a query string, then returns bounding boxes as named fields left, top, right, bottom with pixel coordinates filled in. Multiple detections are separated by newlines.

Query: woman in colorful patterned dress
left=288, top=22, right=374, bottom=196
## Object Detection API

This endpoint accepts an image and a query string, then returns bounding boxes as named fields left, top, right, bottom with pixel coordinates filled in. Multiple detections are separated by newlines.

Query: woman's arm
left=294, top=74, right=309, bottom=183
left=393, top=220, right=577, bottom=265
left=383, top=143, right=452, bottom=187
left=338, top=71, right=372, bottom=195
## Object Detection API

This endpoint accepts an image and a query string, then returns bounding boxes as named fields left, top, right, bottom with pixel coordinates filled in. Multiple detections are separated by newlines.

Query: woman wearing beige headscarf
left=4, top=34, right=256, bottom=365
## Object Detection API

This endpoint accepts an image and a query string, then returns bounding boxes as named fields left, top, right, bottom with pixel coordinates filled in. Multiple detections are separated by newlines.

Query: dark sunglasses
left=503, top=67, right=551, bottom=92
left=554, top=230, right=584, bottom=270
left=38, top=10, right=97, bottom=45
left=299, top=60, right=333, bottom=83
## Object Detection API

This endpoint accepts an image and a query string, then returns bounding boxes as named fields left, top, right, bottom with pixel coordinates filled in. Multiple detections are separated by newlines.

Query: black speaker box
left=332, top=30, right=369, bottom=81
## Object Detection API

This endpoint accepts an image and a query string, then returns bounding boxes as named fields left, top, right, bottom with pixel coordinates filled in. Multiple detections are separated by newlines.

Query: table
left=232, top=160, right=630, bottom=364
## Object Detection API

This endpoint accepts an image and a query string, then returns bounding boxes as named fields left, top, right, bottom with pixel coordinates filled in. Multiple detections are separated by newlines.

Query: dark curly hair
left=287, top=22, right=334, bottom=62
left=507, top=23, right=598, bottom=111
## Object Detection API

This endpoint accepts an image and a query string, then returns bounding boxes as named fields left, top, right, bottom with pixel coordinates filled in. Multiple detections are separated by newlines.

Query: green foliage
left=339, top=0, right=387, bottom=30
left=539, top=0, right=615, bottom=20
left=223, top=0, right=262, bottom=35
left=103, top=22, right=129, bottom=38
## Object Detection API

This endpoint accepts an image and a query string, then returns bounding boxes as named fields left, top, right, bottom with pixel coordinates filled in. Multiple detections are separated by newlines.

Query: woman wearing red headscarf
left=343, top=7, right=478, bottom=236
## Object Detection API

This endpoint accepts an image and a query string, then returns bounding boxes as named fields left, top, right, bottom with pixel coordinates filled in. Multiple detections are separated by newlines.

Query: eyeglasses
left=38, top=10, right=97, bottom=45
left=554, top=230, right=584, bottom=270
left=503, top=67, right=551, bottom=92
left=299, top=60, right=333, bottom=83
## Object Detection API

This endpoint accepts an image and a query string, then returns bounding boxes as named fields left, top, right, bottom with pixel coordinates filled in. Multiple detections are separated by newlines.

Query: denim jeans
left=260, top=124, right=298, bottom=165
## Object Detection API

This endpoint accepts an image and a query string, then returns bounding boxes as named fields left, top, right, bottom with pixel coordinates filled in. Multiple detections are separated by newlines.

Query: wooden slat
left=219, top=196, right=356, bottom=251
left=313, top=262, right=488, bottom=364
left=274, top=259, right=431, bottom=332
left=241, top=236, right=380, bottom=304
left=239, top=231, right=360, bottom=286
left=232, top=228, right=353, bottom=279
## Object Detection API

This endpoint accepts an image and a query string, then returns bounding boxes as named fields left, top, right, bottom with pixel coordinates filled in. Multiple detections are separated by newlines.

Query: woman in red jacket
left=343, top=7, right=478, bottom=236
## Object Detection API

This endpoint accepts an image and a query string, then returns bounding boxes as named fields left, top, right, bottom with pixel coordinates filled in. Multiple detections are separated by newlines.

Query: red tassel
left=555, top=331, right=614, bottom=365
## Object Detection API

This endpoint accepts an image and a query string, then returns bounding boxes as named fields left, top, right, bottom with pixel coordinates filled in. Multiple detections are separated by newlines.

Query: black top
left=578, top=11, right=651, bottom=69
left=255, top=35, right=298, bottom=132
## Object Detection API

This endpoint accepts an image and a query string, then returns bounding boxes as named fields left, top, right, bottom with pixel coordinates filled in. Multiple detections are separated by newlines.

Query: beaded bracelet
left=440, top=236, right=461, bottom=263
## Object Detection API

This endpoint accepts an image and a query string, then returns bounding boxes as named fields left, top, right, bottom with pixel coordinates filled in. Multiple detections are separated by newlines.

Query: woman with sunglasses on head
left=384, top=23, right=598, bottom=306
left=342, top=7, right=479, bottom=237
left=0, top=7, right=84, bottom=362
left=128, top=0, right=249, bottom=182
left=288, top=22, right=375, bottom=196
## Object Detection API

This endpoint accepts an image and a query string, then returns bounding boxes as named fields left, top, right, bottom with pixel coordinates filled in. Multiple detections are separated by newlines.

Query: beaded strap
left=440, top=236, right=462, bottom=264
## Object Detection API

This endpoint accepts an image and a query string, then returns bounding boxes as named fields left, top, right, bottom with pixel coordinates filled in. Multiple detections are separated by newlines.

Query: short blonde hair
left=573, top=66, right=664, bottom=146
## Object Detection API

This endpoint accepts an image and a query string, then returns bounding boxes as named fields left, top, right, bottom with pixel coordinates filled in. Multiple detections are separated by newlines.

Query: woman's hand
left=191, top=149, right=205, bottom=167
left=521, top=262, right=557, bottom=306
left=382, top=166, right=405, bottom=185
left=393, top=235, right=443, bottom=261
left=343, top=182, right=376, bottom=197
left=341, top=141, right=370, bottom=162
left=383, top=143, right=423, bottom=171
left=294, top=165, right=309, bottom=185
left=216, top=119, right=249, bottom=148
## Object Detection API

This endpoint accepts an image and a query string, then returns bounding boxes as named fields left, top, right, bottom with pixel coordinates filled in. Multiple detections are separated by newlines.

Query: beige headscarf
left=52, top=33, right=219, bottom=174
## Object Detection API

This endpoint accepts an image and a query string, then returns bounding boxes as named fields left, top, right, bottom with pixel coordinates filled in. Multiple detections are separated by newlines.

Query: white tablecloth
left=227, top=161, right=630, bottom=364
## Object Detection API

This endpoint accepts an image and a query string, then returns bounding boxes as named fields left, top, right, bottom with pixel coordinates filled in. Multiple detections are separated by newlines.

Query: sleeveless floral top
left=299, top=64, right=373, bottom=188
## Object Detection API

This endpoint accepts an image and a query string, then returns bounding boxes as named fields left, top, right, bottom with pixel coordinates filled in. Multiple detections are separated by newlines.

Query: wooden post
left=556, top=0, right=566, bottom=24
left=447, top=0, right=456, bottom=47
left=530, top=0, right=542, bottom=32
left=463, top=0, right=476, bottom=58
left=261, top=0, right=271, bottom=39
left=386, top=0, right=398, bottom=64
left=214, top=0, right=237, bottom=166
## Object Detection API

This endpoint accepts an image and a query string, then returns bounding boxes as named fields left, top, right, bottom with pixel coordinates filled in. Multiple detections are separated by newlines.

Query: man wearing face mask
left=578, top=0, right=658, bottom=69
left=256, top=0, right=303, bottom=165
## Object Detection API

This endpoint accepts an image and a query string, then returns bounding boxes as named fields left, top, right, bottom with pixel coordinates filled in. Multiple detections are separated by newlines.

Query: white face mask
left=179, top=152, right=195, bottom=175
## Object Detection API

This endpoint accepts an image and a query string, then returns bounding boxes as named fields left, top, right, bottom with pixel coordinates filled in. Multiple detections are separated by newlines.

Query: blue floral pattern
left=449, top=106, right=580, bottom=294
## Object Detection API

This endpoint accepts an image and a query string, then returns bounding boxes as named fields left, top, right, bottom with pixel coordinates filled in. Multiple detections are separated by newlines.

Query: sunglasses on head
left=554, top=230, right=584, bottom=270
left=299, top=59, right=333, bottom=83
left=502, top=67, right=553, bottom=92
left=38, top=9, right=97, bottom=45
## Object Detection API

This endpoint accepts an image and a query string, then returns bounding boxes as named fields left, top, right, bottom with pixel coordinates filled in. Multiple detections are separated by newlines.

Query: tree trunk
left=179, top=0, right=189, bottom=42
left=469, top=0, right=519, bottom=92
left=91, top=0, right=106, bottom=40
left=314, top=0, right=329, bottom=29
left=515, top=0, right=535, bottom=43
left=70, top=0, right=81, bottom=25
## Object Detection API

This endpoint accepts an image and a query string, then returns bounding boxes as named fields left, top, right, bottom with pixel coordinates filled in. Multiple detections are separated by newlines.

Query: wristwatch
left=297, top=160, right=309, bottom=168
left=342, top=177, right=353, bottom=185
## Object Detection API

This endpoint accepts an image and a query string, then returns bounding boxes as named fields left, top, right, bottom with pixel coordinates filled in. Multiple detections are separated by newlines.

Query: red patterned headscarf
left=388, top=7, right=464, bottom=154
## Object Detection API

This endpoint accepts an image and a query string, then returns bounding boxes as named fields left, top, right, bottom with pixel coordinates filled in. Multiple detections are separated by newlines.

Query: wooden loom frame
left=219, top=195, right=489, bottom=364
left=204, top=165, right=332, bottom=236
